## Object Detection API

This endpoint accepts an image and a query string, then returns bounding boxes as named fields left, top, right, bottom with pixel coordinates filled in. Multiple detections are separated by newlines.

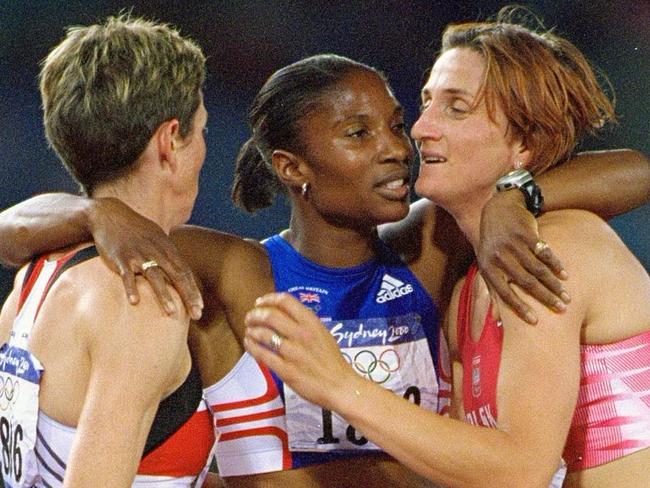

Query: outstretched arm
left=0, top=193, right=93, bottom=267
left=539, top=149, right=650, bottom=218
left=478, top=148, right=650, bottom=322
left=0, top=193, right=203, bottom=319
left=244, top=268, right=584, bottom=488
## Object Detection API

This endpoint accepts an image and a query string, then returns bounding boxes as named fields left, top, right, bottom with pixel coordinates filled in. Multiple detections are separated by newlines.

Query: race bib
left=285, top=313, right=439, bottom=452
left=0, top=343, right=44, bottom=487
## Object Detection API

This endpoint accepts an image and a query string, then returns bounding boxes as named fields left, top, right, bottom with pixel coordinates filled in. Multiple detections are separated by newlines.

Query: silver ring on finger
left=269, top=332, right=283, bottom=353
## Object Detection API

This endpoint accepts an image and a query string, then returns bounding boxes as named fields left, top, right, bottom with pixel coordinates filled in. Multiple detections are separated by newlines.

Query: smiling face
left=299, top=70, right=414, bottom=227
left=411, top=47, right=527, bottom=214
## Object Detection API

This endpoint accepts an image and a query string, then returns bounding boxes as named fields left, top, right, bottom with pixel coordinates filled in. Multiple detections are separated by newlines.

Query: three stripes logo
left=376, top=274, right=414, bottom=303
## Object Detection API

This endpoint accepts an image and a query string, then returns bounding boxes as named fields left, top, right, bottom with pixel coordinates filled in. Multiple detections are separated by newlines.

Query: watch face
left=495, top=169, right=543, bottom=215
left=496, top=169, right=533, bottom=192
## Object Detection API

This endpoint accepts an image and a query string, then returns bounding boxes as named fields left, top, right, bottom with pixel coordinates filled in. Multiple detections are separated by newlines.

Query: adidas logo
left=376, top=274, right=414, bottom=303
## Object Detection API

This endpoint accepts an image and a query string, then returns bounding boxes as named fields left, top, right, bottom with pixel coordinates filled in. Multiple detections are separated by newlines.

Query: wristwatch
left=495, top=169, right=544, bottom=217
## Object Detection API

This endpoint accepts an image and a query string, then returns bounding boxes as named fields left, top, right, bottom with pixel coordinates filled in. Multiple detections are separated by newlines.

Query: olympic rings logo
left=0, top=376, right=20, bottom=412
left=342, top=349, right=401, bottom=384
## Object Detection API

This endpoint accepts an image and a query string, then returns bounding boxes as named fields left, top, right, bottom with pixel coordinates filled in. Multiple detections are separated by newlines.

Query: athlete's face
left=411, top=48, right=523, bottom=211
left=299, top=70, right=414, bottom=227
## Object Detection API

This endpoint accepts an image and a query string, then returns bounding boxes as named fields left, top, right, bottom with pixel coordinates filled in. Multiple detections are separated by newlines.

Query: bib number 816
left=1, top=416, right=23, bottom=483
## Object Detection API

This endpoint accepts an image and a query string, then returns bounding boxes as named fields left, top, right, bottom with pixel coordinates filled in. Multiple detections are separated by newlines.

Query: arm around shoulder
left=538, top=149, right=650, bottom=219
left=0, top=193, right=93, bottom=267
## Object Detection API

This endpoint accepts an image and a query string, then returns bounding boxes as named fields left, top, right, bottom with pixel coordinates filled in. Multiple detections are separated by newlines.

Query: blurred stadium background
left=1, top=0, right=648, bottom=306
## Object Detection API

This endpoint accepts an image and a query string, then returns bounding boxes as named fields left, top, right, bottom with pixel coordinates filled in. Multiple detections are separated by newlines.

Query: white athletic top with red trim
left=0, top=249, right=216, bottom=487
left=205, top=352, right=289, bottom=477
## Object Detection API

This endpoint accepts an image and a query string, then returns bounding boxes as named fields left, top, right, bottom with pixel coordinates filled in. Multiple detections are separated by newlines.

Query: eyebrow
left=333, top=105, right=405, bottom=126
left=421, top=87, right=474, bottom=99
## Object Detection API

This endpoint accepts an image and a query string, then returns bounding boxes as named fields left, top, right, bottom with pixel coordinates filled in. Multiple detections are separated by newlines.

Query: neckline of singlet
left=23, top=245, right=204, bottom=459
left=267, top=234, right=400, bottom=280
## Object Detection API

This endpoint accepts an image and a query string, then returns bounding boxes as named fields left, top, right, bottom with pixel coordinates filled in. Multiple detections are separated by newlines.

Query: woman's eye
left=419, top=100, right=431, bottom=113
left=347, top=128, right=368, bottom=138
left=393, top=121, right=407, bottom=132
left=446, top=104, right=469, bottom=116
left=202, top=127, right=209, bottom=135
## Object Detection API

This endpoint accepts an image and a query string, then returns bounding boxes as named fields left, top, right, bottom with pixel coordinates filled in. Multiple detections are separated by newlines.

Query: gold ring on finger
left=533, top=240, right=549, bottom=257
left=141, top=260, right=160, bottom=272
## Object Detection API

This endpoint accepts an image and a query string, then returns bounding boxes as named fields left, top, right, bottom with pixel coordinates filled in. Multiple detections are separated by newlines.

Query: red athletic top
left=456, top=265, right=502, bottom=429
left=457, top=264, right=650, bottom=472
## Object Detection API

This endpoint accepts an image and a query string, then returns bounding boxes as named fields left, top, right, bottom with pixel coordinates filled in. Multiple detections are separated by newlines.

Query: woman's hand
left=89, top=198, right=203, bottom=319
left=478, top=191, right=570, bottom=324
left=244, top=293, right=358, bottom=412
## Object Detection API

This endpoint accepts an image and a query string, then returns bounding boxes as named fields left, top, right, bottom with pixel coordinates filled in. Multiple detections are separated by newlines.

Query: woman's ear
left=156, top=118, right=181, bottom=173
left=512, top=142, right=532, bottom=170
left=271, top=149, right=310, bottom=191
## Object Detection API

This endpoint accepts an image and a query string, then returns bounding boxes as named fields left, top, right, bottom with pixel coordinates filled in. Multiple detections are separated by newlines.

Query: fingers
left=255, top=292, right=317, bottom=324
left=244, top=308, right=300, bottom=382
left=118, top=264, right=140, bottom=305
left=246, top=324, right=287, bottom=354
left=142, top=265, right=177, bottom=315
left=532, top=240, right=568, bottom=280
left=245, top=300, right=304, bottom=340
left=505, top=255, right=569, bottom=311
left=484, top=239, right=571, bottom=313
left=143, top=248, right=203, bottom=320
left=482, top=266, right=538, bottom=324
left=92, top=201, right=202, bottom=318
left=243, top=333, right=290, bottom=378
left=521, top=248, right=571, bottom=305
left=165, top=268, right=203, bottom=320
left=245, top=293, right=336, bottom=359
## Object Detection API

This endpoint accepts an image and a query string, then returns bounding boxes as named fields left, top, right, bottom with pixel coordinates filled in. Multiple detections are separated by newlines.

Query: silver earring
left=301, top=182, right=309, bottom=199
left=514, top=160, right=523, bottom=169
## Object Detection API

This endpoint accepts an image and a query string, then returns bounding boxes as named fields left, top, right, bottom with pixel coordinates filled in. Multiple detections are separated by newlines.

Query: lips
left=418, top=148, right=447, bottom=164
left=420, top=154, right=447, bottom=164
left=375, top=171, right=410, bottom=200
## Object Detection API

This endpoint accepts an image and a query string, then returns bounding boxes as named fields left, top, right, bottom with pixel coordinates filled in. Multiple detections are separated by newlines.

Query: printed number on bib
left=1, top=416, right=24, bottom=483
left=284, top=314, right=439, bottom=452
left=0, top=345, right=44, bottom=487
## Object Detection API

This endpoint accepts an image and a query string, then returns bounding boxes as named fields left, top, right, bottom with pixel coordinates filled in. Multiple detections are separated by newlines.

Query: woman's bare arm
left=0, top=194, right=203, bottom=318
left=539, top=149, right=650, bottom=218
left=0, top=194, right=93, bottom=267
left=478, top=148, right=649, bottom=321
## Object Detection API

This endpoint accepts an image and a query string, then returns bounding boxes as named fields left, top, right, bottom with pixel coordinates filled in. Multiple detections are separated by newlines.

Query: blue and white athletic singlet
left=205, top=235, right=450, bottom=476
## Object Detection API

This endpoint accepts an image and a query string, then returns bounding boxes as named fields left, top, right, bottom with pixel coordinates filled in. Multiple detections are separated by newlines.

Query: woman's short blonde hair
left=40, top=14, right=206, bottom=194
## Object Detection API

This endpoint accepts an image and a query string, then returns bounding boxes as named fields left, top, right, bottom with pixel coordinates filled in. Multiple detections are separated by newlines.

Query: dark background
left=1, top=0, right=648, bottom=303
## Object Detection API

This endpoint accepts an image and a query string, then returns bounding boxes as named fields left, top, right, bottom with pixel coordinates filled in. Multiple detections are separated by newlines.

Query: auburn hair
left=440, top=7, right=615, bottom=174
